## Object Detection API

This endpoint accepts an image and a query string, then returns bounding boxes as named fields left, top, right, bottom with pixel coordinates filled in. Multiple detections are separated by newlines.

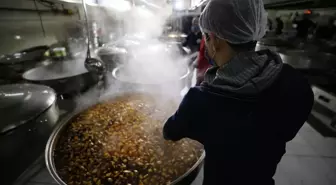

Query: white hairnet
left=199, top=0, right=267, bottom=44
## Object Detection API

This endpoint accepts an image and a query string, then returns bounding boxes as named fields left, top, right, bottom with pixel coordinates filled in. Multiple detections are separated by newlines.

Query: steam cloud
left=75, top=2, right=193, bottom=112
left=68, top=2, right=198, bottom=166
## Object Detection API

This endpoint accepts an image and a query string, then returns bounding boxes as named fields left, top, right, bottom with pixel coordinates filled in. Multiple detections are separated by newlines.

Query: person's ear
left=221, top=40, right=231, bottom=52
left=209, top=33, right=220, bottom=50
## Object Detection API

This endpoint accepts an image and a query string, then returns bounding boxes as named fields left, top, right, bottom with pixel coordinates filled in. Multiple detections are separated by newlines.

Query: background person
left=183, top=16, right=202, bottom=53
left=275, top=17, right=284, bottom=35
left=294, top=13, right=316, bottom=39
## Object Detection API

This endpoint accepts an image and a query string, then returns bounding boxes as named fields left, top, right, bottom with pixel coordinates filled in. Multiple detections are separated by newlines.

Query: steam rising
left=113, top=5, right=188, bottom=96
left=63, top=3, right=201, bottom=169
left=77, top=3, right=191, bottom=108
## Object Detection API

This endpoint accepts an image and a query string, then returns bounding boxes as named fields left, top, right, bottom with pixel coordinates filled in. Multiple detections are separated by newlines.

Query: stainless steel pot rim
left=278, top=50, right=336, bottom=58
left=45, top=100, right=205, bottom=185
left=95, top=46, right=128, bottom=56
left=0, top=46, right=49, bottom=65
left=278, top=49, right=310, bottom=54
left=22, top=62, right=91, bottom=81
left=112, top=66, right=190, bottom=85
left=23, top=69, right=90, bottom=81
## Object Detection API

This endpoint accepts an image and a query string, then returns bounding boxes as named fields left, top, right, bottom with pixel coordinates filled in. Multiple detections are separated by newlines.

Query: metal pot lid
left=112, top=65, right=190, bottom=85
left=22, top=57, right=89, bottom=81
left=104, top=38, right=141, bottom=48
left=0, top=46, right=49, bottom=65
left=96, top=46, right=128, bottom=56
left=0, top=83, right=56, bottom=134
left=279, top=50, right=336, bottom=69
left=257, top=38, right=290, bottom=46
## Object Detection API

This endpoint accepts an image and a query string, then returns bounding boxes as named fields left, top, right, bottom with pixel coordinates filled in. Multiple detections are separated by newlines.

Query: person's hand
left=197, top=72, right=204, bottom=79
left=196, top=74, right=205, bottom=86
left=192, top=62, right=198, bottom=69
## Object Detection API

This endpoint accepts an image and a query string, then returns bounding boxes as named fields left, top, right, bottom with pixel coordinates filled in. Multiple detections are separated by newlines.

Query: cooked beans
left=55, top=94, right=203, bottom=185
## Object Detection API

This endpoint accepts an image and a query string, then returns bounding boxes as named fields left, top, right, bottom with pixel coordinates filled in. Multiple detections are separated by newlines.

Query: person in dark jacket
left=275, top=17, right=284, bottom=35
left=268, top=18, right=273, bottom=31
left=315, top=17, right=336, bottom=40
left=294, top=13, right=316, bottom=39
left=163, top=0, right=314, bottom=185
left=183, top=17, right=202, bottom=53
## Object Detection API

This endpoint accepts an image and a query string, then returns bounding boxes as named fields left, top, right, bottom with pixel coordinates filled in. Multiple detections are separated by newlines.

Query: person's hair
left=227, top=41, right=257, bottom=52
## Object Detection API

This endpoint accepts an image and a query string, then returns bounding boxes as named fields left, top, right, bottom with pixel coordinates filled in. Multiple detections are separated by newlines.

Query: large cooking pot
left=96, top=45, right=128, bottom=72
left=112, top=65, right=190, bottom=94
left=0, top=83, right=58, bottom=185
left=0, top=45, right=50, bottom=82
left=256, top=38, right=294, bottom=52
left=45, top=93, right=205, bottom=185
left=96, top=38, right=143, bottom=72
left=97, top=38, right=189, bottom=72
left=22, top=57, right=100, bottom=96
left=279, top=50, right=336, bottom=71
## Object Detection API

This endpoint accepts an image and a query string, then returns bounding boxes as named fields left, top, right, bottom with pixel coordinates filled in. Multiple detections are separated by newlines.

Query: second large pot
left=279, top=50, right=336, bottom=71
left=256, top=37, right=294, bottom=52
left=22, top=58, right=100, bottom=96
left=0, top=83, right=59, bottom=185
left=0, top=45, right=50, bottom=82
left=112, top=65, right=190, bottom=94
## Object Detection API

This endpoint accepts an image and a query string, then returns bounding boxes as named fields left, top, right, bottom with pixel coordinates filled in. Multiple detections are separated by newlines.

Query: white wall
left=0, top=0, right=83, bottom=55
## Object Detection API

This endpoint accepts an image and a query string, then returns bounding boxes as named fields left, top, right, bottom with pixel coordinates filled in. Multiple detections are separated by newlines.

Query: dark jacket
left=183, top=31, right=202, bottom=53
left=163, top=51, right=314, bottom=185
left=315, top=25, right=336, bottom=40
left=294, top=18, right=316, bottom=39
left=275, top=18, right=284, bottom=35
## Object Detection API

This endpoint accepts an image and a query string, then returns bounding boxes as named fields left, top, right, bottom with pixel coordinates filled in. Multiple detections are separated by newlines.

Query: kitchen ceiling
left=52, top=0, right=166, bottom=7
left=52, top=0, right=193, bottom=10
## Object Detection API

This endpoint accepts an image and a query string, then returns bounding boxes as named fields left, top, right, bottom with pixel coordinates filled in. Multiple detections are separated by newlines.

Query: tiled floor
left=21, top=123, right=336, bottom=185
left=274, top=123, right=336, bottom=185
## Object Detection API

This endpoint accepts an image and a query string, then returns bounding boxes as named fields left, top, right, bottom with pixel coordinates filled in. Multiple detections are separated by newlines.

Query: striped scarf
left=203, top=50, right=283, bottom=95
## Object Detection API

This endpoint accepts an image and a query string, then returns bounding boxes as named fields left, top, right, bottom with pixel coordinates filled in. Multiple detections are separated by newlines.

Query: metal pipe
left=34, top=0, right=47, bottom=37
left=81, top=0, right=92, bottom=58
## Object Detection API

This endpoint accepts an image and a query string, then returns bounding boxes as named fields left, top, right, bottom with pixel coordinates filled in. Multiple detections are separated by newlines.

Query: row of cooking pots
left=0, top=38, right=195, bottom=185
left=1, top=38, right=335, bottom=135
left=257, top=37, right=336, bottom=72
left=0, top=38, right=194, bottom=135
left=2, top=37, right=335, bottom=91
left=0, top=40, right=75, bottom=184
left=0, top=38, right=193, bottom=95
left=2, top=37, right=335, bottom=185
left=0, top=43, right=99, bottom=95
left=2, top=37, right=333, bottom=128
left=0, top=37, right=195, bottom=132
left=0, top=44, right=65, bottom=185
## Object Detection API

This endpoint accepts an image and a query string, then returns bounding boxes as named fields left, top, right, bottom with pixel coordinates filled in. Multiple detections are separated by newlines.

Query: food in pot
left=54, top=94, right=203, bottom=185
